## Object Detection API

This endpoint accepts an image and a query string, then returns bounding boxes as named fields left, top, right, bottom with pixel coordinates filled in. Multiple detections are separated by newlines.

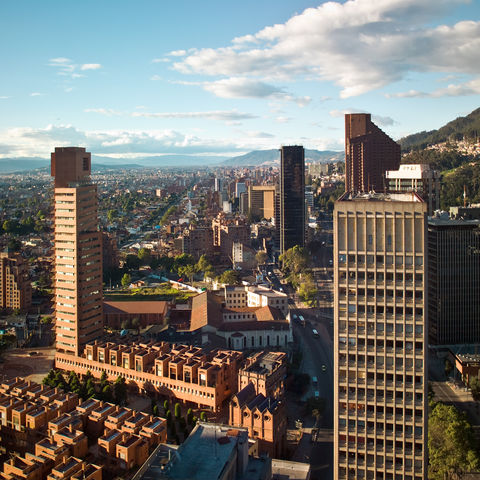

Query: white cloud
left=30, top=92, right=44, bottom=97
left=131, top=109, right=258, bottom=121
left=0, top=96, right=10, bottom=99
left=152, top=58, right=170, bottom=63
left=275, top=116, right=291, bottom=123
left=48, top=57, right=101, bottom=79
left=329, top=109, right=395, bottom=126
left=387, top=77, right=480, bottom=98
left=84, top=108, right=122, bottom=116
left=168, top=49, right=187, bottom=57
left=170, top=0, right=480, bottom=98
left=0, top=124, right=243, bottom=158
left=80, top=63, right=102, bottom=70
left=150, top=75, right=162, bottom=81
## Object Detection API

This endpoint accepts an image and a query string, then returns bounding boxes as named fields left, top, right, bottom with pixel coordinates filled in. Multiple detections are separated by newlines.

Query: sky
left=0, top=0, right=479, bottom=161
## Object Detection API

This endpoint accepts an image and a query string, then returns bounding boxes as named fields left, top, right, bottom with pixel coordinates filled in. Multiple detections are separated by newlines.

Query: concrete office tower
left=334, top=192, right=427, bottom=480
left=52, top=147, right=103, bottom=356
left=345, top=114, right=400, bottom=193
left=214, top=177, right=222, bottom=192
left=248, top=185, right=276, bottom=221
left=386, top=164, right=440, bottom=215
left=279, top=146, right=305, bottom=255
left=0, top=250, right=32, bottom=311
left=428, top=213, right=480, bottom=345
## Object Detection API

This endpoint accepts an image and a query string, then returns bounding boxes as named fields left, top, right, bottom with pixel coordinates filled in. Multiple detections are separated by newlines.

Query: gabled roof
left=189, top=292, right=224, bottom=331
left=233, top=383, right=256, bottom=406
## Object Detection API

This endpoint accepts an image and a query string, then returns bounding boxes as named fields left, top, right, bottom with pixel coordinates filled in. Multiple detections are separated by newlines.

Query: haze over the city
left=1, top=0, right=479, bottom=161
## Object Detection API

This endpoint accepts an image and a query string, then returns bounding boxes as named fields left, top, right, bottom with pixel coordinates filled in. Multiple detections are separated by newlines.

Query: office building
left=345, top=114, right=400, bottom=193
left=428, top=213, right=480, bottom=345
left=334, top=192, right=427, bottom=480
left=52, top=147, right=103, bottom=356
left=386, top=164, right=440, bottom=215
left=248, top=185, right=276, bottom=221
left=279, top=146, right=305, bottom=255
left=0, top=250, right=31, bottom=311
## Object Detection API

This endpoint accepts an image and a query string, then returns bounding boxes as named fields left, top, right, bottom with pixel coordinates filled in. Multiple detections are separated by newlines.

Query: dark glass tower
left=279, top=145, right=305, bottom=255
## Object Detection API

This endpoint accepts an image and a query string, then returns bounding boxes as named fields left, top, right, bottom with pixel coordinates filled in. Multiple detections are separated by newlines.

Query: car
left=321, top=364, right=327, bottom=372
left=314, top=391, right=320, bottom=398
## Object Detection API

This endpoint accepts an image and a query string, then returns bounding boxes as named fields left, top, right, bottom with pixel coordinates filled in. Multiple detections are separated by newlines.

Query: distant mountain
left=398, top=107, right=480, bottom=151
left=222, top=149, right=344, bottom=166
left=91, top=155, right=228, bottom=167
left=0, top=158, right=49, bottom=173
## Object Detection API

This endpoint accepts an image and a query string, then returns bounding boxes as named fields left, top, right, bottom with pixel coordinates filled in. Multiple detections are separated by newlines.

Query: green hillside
left=399, top=107, right=480, bottom=151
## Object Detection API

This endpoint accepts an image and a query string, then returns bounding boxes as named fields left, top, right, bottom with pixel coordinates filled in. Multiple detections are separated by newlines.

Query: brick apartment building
left=0, top=377, right=166, bottom=479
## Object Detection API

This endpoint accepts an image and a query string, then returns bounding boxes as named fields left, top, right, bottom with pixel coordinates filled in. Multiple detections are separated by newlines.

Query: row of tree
left=43, top=369, right=127, bottom=405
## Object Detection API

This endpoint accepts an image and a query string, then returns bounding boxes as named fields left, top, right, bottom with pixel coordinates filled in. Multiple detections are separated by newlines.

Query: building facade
left=0, top=251, right=32, bottom=311
left=52, top=148, right=103, bottom=356
left=279, top=146, right=305, bottom=255
left=248, top=185, right=276, bottom=221
left=334, top=192, right=427, bottom=480
left=345, top=114, right=400, bottom=194
left=428, top=215, right=480, bottom=345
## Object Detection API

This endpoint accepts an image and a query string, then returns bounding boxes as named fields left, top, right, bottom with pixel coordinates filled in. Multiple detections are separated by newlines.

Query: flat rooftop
left=138, top=423, right=247, bottom=480
left=338, top=192, right=424, bottom=202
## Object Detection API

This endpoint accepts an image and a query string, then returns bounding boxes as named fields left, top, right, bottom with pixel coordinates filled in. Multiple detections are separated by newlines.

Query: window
left=83, top=157, right=89, bottom=170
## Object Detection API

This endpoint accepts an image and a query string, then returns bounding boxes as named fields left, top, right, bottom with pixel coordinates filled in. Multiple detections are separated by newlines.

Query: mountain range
left=1, top=108, right=479, bottom=174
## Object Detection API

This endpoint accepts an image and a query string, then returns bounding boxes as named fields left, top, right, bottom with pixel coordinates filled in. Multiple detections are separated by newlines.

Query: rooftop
left=338, top=191, right=424, bottom=203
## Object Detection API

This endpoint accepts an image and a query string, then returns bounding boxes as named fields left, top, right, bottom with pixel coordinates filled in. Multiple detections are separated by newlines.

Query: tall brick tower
left=52, top=147, right=103, bottom=356
left=345, top=113, right=400, bottom=193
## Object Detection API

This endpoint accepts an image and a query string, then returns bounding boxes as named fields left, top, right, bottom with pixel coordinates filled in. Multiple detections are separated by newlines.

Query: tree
left=107, top=209, right=117, bottom=223
left=218, top=270, right=240, bottom=285
left=178, top=264, right=196, bottom=284
left=131, top=317, right=140, bottom=334
left=200, top=411, right=207, bottom=422
left=279, top=245, right=310, bottom=275
left=113, top=376, right=127, bottom=405
left=153, top=404, right=159, bottom=416
left=174, top=403, right=181, bottom=419
left=163, top=399, right=169, bottom=412
left=138, top=248, right=152, bottom=266
left=173, top=253, right=195, bottom=273
left=298, top=273, right=317, bottom=306
left=121, top=273, right=131, bottom=287
left=255, top=250, right=268, bottom=266
left=428, top=402, right=480, bottom=479
left=187, top=408, right=193, bottom=425
left=196, top=255, right=213, bottom=280
left=102, top=384, right=113, bottom=403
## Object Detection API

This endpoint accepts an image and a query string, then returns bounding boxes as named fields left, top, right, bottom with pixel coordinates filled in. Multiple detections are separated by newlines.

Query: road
left=291, top=307, right=334, bottom=480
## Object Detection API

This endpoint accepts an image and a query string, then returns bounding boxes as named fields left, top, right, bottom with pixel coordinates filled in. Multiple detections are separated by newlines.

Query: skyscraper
left=279, top=145, right=305, bottom=255
left=428, top=213, right=480, bottom=345
left=52, top=147, right=103, bottom=356
left=345, top=113, right=400, bottom=193
left=334, top=192, right=427, bottom=480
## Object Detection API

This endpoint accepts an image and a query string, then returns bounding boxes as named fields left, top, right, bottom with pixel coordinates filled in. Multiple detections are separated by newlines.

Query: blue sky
left=1, top=0, right=479, bottom=160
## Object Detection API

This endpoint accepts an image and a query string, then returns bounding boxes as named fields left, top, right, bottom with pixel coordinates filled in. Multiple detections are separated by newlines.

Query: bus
left=312, top=329, right=319, bottom=338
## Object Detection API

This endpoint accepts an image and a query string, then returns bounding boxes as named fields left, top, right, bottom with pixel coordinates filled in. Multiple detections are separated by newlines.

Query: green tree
left=113, top=376, right=127, bottom=405
left=255, top=250, right=268, bottom=266
left=138, top=248, right=152, bottom=266
left=173, top=253, right=195, bottom=273
left=131, top=317, right=140, bottom=334
left=102, top=384, right=113, bottom=402
left=428, top=402, right=480, bottom=479
left=218, top=270, right=240, bottom=285
left=187, top=408, right=193, bottom=425
left=121, top=273, right=132, bottom=287
left=279, top=245, right=310, bottom=275
left=298, top=273, right=317, bottom=306
left=153, top=404, right=159, bottom=416
left=178, top=264, right=196, bottom=284
left=174, top=403, right=181, bottom=419
left=200, top=411, right=207, bottom=422
left=107, top=209, right=117, bottom=223
left=196, top=255, right=213, bottom=280
left=163, top=399, right=169, bottom=412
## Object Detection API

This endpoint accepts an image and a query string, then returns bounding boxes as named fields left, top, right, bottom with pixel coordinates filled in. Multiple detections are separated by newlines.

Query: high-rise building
left=428, top=213, right=480, bottom=345
left=279, top=146, right=305, bottom=255
left=334, top=192, right=427, bottom=480
left=345, top=113, right=400, bottom=193
left=52, top=147, right=103, bottom=356
left=248, top=185, right=276, bottom=221
left=386, top=164, right=440, bottom=215
left=0, top=250, right=31, bottom=311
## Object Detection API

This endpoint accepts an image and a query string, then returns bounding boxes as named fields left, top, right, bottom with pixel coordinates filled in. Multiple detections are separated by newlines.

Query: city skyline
left=1, top=0, right=480, bottom=161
